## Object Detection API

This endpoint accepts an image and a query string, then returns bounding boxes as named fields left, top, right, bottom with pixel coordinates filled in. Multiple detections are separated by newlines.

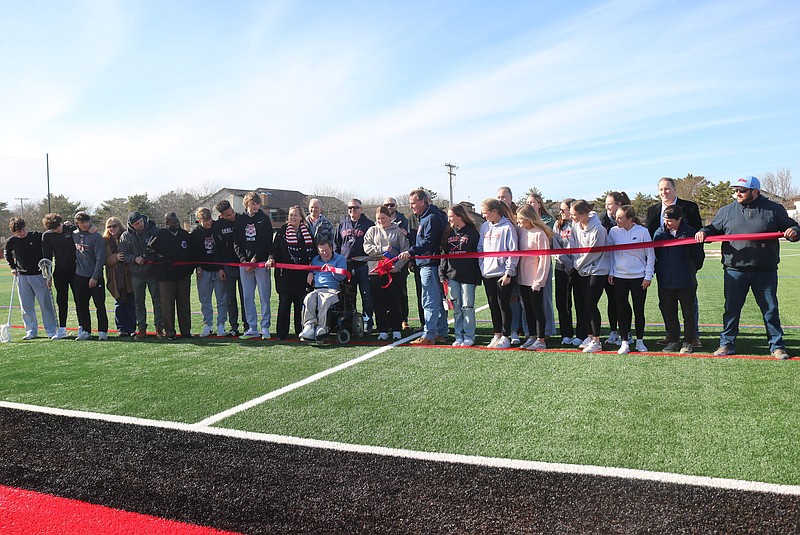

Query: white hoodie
left=608, top=223, right=655, bottom=280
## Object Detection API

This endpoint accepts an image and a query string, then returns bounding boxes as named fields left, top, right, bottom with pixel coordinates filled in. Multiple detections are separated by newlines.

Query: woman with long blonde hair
left=104, top=216, right=135, bottom=337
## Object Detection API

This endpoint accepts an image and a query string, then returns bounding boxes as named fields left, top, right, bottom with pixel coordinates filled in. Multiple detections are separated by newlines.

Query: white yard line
left=2, top=399, right=798, bottom=496
left=193, top=304, right=490, bottom=428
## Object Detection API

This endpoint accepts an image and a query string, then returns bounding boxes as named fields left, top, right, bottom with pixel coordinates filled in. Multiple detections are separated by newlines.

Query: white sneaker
left=607, top=331, right=621, bottom=346
left=22, top=332, right=37, bottom=340
left=529, top=339, right=547, bottom=351
left=635, top=339, right=648, bottom=352
left=582, top=340, right=602, bottom=353
left=217, top=324, right=227, bottom=337
left=392, top=331, right=402, bottom=340
left=510, top=333, right=522, bottom=346
left=487, top=335, right=502, bottom=348
left=618, top=340, right=630, bottom=355
left=520, top=337, right=537, bottom=349
left=452, top=336, right=464, bottom=347
left=571, top=337, right=583, bottom=347
left=98, top=332, right=108, bottom=341
left=299, top=323, right=316, bottom=340
left=461, top=338, right=475, bottom=347
left=75, top=330, right=91, bottom=341
left=578, top=336, right=593, bottom=349
left=51, top=327, right=68, bottom=340
left=200, top=325, right=213, bottom=338
left=261, top=329, right=270, bottom=340
left=315, top=326, right=329, bottom=338
left=377, top=332, right=389, bottom=341
left=495, top=336, right=511, bottom=349
left=239, top=330, right=260, bottom=340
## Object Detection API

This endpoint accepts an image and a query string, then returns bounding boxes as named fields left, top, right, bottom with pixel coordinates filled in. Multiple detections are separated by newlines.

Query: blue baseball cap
left=732, top=176, right=760, bottom=190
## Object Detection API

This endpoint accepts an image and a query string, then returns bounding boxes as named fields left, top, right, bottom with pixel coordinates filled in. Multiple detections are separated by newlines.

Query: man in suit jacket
left=645, top=177, right=703, bottom=237
left=645, top=177, right=704, bottom=348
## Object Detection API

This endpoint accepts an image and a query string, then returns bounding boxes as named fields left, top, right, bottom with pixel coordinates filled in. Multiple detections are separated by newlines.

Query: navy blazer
left=645, top=198, right=702, bottom=237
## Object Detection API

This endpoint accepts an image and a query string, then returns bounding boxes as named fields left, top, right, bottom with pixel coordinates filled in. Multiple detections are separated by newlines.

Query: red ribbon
left=370, top=257, right=396, bottom=288
left=406, top=231, right=787, bottom=260
left=147, top=232, right=787, bottom=279
left=147, top=260, right=351, bottom=280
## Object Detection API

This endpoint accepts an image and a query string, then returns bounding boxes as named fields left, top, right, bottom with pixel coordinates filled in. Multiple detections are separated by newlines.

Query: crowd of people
left=4, top=176, right=799, bottom=359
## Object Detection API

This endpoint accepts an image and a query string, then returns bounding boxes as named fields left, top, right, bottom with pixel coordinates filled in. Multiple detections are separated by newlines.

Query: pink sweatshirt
left=517, top=226, right=551, bottom=290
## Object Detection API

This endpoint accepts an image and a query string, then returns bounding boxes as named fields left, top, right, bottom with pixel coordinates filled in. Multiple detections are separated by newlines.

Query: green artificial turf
left=221, top=348, right=800, bottom=485
left=1, top=241, right=799, bottom=485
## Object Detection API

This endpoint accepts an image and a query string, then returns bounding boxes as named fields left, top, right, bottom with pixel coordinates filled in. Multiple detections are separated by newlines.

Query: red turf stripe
left=0, top=485, right=241, bottom=535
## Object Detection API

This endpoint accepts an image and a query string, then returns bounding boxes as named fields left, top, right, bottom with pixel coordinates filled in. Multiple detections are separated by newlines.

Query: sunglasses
left=733, top=187, right=752, bottom=194
left=383, top=203, right=396, bottom=208
left=106, top=224, right=119, bottom=229
left=347, top=206, right=361, bottom=210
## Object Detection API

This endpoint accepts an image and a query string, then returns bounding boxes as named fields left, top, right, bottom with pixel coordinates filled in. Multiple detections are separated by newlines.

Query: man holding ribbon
left=397, top=189, right=448, bottom=345
left=695, top=176, right=799, bottom=359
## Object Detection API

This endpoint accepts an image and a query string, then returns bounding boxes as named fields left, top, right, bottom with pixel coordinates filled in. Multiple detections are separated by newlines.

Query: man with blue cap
left=695, top=176, right=799, bottom=359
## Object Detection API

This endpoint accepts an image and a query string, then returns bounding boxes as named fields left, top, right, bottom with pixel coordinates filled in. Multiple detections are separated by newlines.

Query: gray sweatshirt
left=73, top=229, right=106, bottom=280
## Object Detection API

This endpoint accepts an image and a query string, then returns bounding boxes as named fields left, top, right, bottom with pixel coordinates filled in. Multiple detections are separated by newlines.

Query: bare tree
left=760, top=168, right=797, bottom=205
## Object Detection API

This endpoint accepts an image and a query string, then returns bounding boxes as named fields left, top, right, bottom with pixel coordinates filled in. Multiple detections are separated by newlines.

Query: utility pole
left=445, top=162, right=458, bottom=205
left=46, top=153, right=51, bottom=213
left=14, top=197, right=29, bottom=216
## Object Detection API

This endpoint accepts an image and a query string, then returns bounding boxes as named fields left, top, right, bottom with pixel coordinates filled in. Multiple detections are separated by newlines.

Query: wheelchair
left=306, top=278, right=364, bottom=344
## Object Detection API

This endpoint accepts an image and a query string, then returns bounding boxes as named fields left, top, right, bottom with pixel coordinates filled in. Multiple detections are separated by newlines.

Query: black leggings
left=484, top=276, right=513, bottom=336
left=576, top=274, right=605, bottom=337
left=554, top=269, right=587, bottom=340
left=519, top=285, right=546, bottom=339
left=613, top=277, right=647, bottom=339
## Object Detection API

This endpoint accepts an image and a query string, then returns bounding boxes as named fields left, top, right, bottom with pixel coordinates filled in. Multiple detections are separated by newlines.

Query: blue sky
left=1, top=0, right=799, bottom=211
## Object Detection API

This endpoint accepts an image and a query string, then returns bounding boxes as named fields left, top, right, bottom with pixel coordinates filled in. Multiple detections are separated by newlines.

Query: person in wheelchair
left=300, top=239, right=348, bottom=340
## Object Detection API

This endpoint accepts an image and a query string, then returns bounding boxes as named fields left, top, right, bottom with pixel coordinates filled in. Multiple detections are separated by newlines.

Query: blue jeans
left=419, top=266, right=448, bottom=339
left=196, top=269, right=228, bottom=328
left=447, top=279, right=476, bottom=341
left=240, top=266, right=271, bottom=333
left=721, top=268, right=784, bottom=352
left=349, top=263, right=374, bottom=325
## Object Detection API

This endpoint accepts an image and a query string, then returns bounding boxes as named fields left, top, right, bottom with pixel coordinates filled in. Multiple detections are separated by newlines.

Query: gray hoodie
left=569, top=212, right=611, bottom=276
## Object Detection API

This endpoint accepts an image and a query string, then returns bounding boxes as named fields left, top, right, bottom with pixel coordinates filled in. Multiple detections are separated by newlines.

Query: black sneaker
left=662, top=342, right=681, bottom=352
left=227, top=329, right=241, bottom=337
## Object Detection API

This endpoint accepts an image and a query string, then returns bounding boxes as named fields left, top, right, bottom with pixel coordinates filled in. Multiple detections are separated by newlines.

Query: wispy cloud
left=1, top=0, right=798, bottom=209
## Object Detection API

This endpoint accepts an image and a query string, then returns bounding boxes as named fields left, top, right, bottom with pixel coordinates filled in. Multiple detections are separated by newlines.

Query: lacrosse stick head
left=38, top=258, right=53, bottom=280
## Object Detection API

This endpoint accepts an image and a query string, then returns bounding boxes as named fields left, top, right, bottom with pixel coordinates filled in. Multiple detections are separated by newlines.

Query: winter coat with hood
left=569, top=211, right=611, bottom=277
left=119, top=215, right=160, bottom=279
left=653, top=218, right=705, bottom=289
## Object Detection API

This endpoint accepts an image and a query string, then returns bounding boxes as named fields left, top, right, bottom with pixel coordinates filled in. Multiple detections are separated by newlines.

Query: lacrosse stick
left=1, top=275, right=19, bottom=343
left=38, top=258, right=58, bottom=314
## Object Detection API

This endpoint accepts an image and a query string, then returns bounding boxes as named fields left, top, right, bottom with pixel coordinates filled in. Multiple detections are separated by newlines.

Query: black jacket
left=645, top=199, right=703, bottom=237
left=271, top=223, right=316, bottom=294
left=147, top=228, right=195, bottom=281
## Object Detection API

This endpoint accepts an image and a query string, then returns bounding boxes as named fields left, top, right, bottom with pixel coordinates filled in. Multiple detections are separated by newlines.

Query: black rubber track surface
left=1, top=407, right=799, bottom=534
